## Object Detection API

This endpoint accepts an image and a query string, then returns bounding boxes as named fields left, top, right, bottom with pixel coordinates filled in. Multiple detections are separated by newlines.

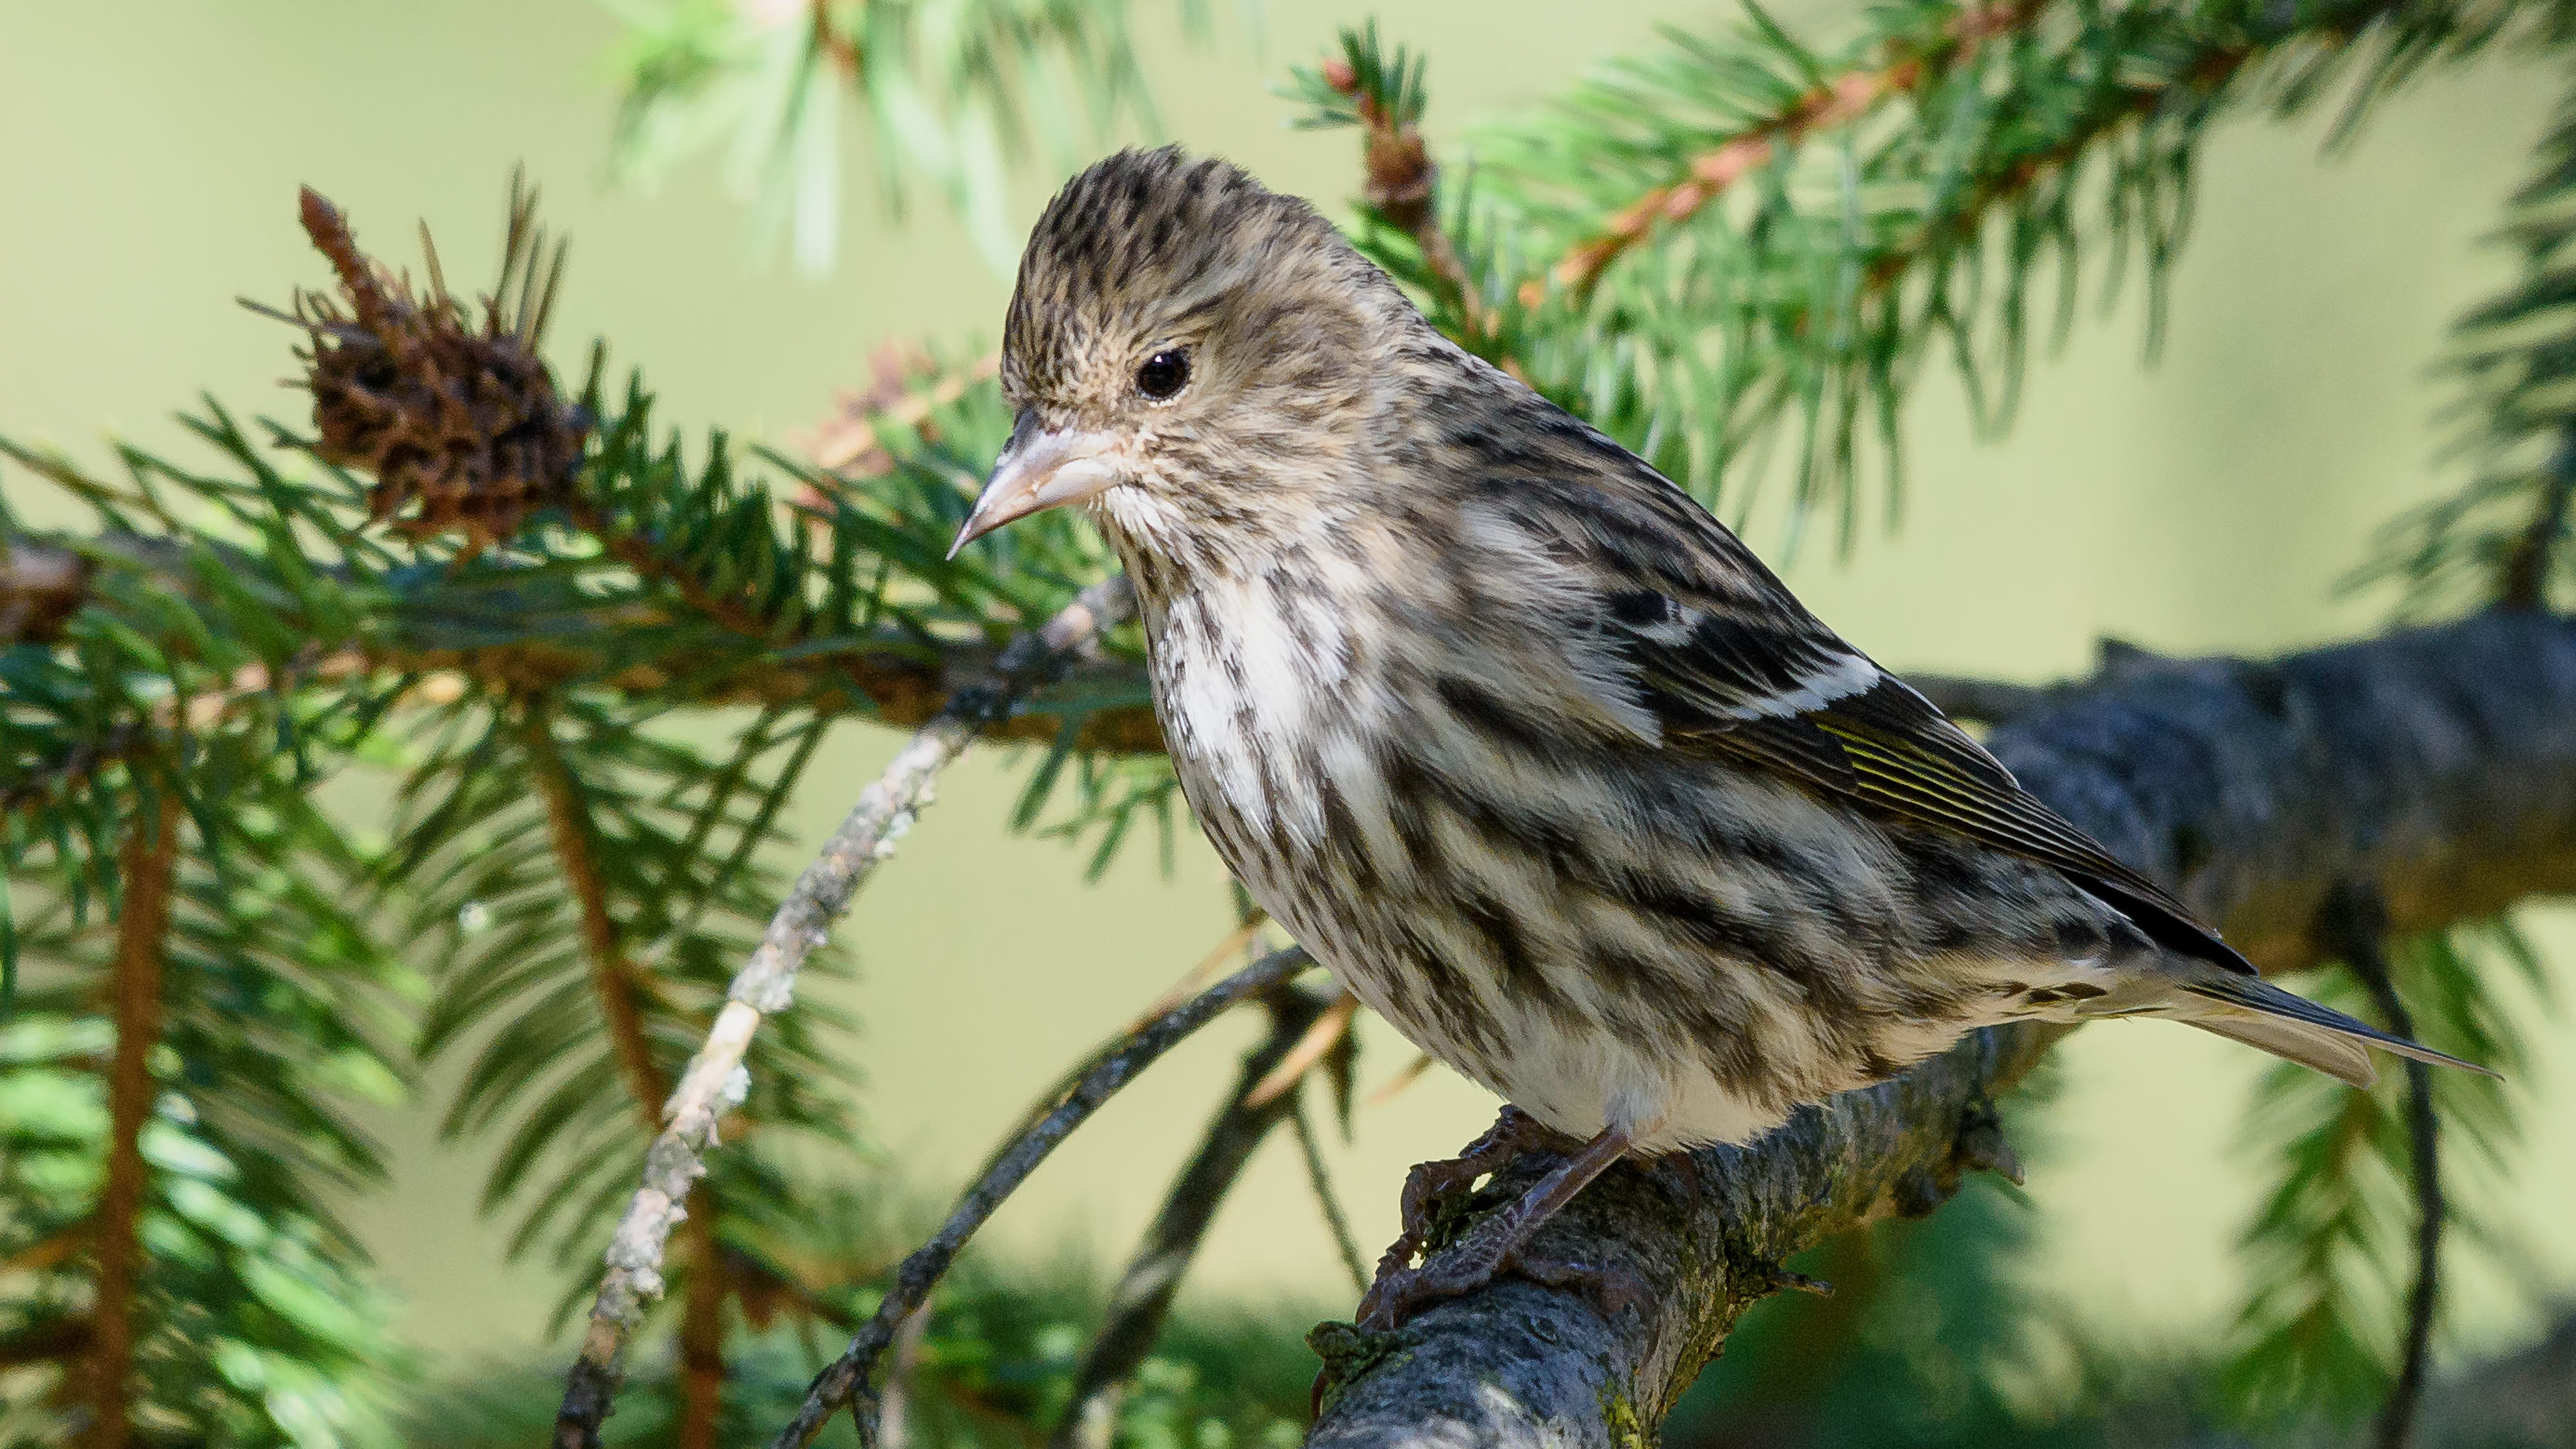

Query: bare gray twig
left=552, top=576, right=1136, bottom=1449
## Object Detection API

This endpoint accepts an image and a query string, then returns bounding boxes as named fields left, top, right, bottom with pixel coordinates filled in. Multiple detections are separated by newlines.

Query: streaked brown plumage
left=953, top=147, right=2476, bottom=1327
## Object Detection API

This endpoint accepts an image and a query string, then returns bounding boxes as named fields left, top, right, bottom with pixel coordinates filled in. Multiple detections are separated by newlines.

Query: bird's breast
left=1145, top=577, right=1363, bottom=857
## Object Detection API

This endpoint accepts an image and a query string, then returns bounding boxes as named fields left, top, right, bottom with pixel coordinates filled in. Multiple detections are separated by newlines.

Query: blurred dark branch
left=554, top=576, right=1135, bottom=1449
left=2318, top=883, right=2441, bottom=1449
left=1294, top=1095, right=1374, bottom=1297
left=770, top=944, right=1313, bottom=1449
left=14, top=526, right=1167, bottom=763
left=1309, top=611, right=2576, bottom=1447
left=24, top=529, right=2086, bottom=779
left=87, top=791, right=180, bottom=1449
left=0, top=539, right=89, bottom=644
left=2412, top=1307, right=2576, bottom=1448
left=1049, top=985, right=1334, bottom=1449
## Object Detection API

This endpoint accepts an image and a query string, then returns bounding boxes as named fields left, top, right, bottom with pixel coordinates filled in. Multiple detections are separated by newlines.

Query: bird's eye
left=1135, top=349, right=1190, bottom=401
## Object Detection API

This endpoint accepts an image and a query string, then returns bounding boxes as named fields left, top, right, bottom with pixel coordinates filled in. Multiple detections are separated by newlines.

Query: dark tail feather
left=2178, top=971, right=2495, bottom=1085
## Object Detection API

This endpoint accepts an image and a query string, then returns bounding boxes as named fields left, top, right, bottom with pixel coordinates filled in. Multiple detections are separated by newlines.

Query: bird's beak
left=949, top=420, right=1122, bottom=559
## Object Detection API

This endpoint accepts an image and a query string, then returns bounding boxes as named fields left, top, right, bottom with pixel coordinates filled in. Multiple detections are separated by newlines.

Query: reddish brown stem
left=88, top=791, right=182, bottom=1449
left=1321, top=61, right=1484, bottom=336
left=521, top=703, right=670, bottom=1121
left=1546, top=0, right=2043, bottom=299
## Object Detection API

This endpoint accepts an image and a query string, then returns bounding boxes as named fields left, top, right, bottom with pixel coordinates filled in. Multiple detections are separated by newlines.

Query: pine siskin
left=951, top=148, right=2477, bottom=1328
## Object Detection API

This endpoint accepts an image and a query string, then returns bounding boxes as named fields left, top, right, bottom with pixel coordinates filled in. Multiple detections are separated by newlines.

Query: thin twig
left=1244, top=990, right=1359, bottom=1109
left=802, top=348, right=1003, bottom=475
left=768, top=945, right=1312, bottom=1449
left=552, top=576, right=1136, bottom=1449
left=519, top=702, right=671, bottom=1123
left=675, top=1201, right=727, bottom=1449
left=89, top=790, right=181, bottom=1449
left=1049, top=985, right=1332, bottom=1449
left=2320, top=883, right=2442, bottom=1449
left=1321, top=51, right=1483, bottom=336
left=1139, top=913, right=1269, bottom=1020
left=1292, top=1095, right=1373, bottom=1297
left=1366, top=1052, right=1436, bottom=1108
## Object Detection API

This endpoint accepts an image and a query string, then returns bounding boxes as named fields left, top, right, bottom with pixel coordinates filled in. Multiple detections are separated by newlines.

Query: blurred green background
left=5, top=0, right=2571, bottom=1389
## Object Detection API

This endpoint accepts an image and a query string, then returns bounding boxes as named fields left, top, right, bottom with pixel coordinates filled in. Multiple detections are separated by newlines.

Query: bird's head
left=950, top=148, right=1409, bottom=569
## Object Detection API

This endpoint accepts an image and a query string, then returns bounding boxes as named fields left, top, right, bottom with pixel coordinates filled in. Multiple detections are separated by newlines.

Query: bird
left=949, top=146, right=2478, bottom=1331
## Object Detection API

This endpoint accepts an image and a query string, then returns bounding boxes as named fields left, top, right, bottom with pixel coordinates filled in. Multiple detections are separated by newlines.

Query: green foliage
left=390, top=686, right=860, bottom=1299
left=597, top=0, right=1251, bottom=274
left=1300, top=2, right=2576, bottom=556
left=0, top=652, right=410, bottom=1442
left=2222, top=922, right=2556, bottom=1425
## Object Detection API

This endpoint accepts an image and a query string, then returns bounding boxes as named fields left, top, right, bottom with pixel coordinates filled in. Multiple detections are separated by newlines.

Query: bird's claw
left=1357, top=1237, right=1644, bottom=1331
left=1358, top=1107, right=1642, bottom=1332
left=1374, top=1105, right=1568, bottom=1281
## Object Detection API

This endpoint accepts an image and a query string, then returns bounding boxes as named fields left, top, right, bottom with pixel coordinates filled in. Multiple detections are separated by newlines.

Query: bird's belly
left=1148, top=636, right=2091, bottom=1155
left=1320, top=940, right=1804, bottom=1152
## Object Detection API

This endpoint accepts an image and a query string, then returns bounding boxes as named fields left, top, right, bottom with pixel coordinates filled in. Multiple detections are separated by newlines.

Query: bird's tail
left=2168, top=967, right=2492, bottom=1088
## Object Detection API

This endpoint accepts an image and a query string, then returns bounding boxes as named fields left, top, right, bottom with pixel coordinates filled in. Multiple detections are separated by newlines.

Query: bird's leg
left=1370, top=1105, right=1565, bottom=1293
left=1356, top=1120, right=1638, bottom=1332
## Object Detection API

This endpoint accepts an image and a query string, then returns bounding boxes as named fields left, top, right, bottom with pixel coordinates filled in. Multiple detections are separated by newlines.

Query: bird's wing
left=1625, top=595, right=2250, bottom=971
left=1478, top=452, right=2250, bottom=974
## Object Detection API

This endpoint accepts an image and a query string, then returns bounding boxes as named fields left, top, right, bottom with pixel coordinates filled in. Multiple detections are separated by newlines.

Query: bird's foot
left=1356, top=1226, right=1629, bottom=1332
left=1366, top=1106, right=1569, bottom=1296
left=1356, top=1114, right=1640, bottom=1332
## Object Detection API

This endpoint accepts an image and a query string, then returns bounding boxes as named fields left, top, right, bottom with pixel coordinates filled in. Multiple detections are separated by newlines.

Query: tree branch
left=769, top=945, right=1314, bottom=1449
left=552, top=576, right=1135, bottom=1449
left=88, top=791, right=180, bottom=1449
left=1308, top=610, right=2576, bottom=1447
